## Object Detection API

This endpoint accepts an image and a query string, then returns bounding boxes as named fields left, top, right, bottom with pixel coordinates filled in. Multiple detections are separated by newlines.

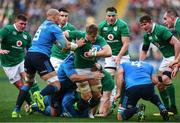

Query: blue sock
left=32, top=103, right=41, bottom=113
left=14, top=107, right=20, bottom=112
left=40, top=85, right=58, bottom=96
left=123, top=107, right=138, bottom=120
left=159, top=104, right=166, bottom=111
left=14, top=85, right=30, bottom=112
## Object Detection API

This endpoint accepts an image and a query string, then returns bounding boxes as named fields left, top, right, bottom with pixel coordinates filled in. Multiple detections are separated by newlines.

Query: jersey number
left=131, top=62, right=142, bottom=67
left=33, top=29, right=41, bottom=41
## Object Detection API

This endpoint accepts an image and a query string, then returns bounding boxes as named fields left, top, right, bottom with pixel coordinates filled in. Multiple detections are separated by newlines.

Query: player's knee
left=162, top=70, right=172, bottom=80
left=101, top=92, right=111, bottom=103
left=91, top=82, right=102, bottom=94
left=42, top=72, right=61, bottom=90
left=162, top=70, right=172, bottom=82
left=50, top=81, right=61, bottom=91
left=25, top=73, right=35, bottom=83
left=158, top=70, right=172, bottom=86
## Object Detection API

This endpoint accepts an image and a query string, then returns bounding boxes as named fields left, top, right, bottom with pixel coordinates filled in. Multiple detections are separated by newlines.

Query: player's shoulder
left=98, top=20, right=107, bottom=28
left=155, top=23, right=169, bottom=31
left=67, top=22, right=76, bottom=29
left=23, top=31, right=31, bottom=38
left=117, top=19, right=127, bottom=25
left=3, top=25, right=14, bottom=31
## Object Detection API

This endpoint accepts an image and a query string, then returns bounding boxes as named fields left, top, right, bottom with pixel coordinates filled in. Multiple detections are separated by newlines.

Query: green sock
left=159, top=90, right=169, bottom=109
left=166, top=84, right=176, bottom=106
left=30, top=83, right=40, bottom=94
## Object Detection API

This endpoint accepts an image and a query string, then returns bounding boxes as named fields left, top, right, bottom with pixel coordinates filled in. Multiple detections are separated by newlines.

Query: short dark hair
left=58, top=8, right=69, bottom=13
left=106, top=7, right=117, bottom=13
left=86, top=24, right=98, bottom=35
left=166, top=8, right=178, bottom=17
left=16, top=14, right=27, bottom=21
left=139, top=15, right=152, bottom=23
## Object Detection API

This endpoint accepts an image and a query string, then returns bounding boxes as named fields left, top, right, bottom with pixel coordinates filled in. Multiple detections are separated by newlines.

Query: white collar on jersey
left=150, top=23, right=156, bottom=34
left=13, top=24, right=21, bottom=32
left=174, top=17, right=179, bottom=28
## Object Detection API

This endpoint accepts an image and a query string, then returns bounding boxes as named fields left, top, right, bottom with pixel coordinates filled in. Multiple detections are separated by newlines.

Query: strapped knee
left=162, top=71, right=172, bottom=79
left=91, top=83, right=102, bottom=93
left=158, top=76, right=163, bottom=83
left=76, top=81, right=91, bottom=94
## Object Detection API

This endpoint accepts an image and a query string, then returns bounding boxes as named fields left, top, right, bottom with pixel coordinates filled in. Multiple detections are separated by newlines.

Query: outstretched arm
left=0, top=49, right=9, bottom=54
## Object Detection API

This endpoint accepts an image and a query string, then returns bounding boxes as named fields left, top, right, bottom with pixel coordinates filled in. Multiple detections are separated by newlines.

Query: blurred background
left=0, top=0, right=180, bottom=69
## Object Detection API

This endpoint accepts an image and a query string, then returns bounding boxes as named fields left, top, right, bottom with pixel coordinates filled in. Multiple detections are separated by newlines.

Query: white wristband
left=70, top=42, right=78, bottom=51
left=91, top=48, right=97, bottom=57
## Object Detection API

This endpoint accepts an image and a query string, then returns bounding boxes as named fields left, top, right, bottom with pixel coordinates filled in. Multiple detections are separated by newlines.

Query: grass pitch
left=0, top=68, right=180, bottom=122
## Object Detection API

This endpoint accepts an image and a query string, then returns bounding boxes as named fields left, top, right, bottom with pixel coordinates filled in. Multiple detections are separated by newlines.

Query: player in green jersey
left=50, top=8, right=77, bottom=71
left=163, top=9, right=180, bottom=80
left=98, top=6, right=130, bottom=117
left=163, top=8, right=180, bottom=39
left=0, top=49, right=9, bottom=54
left=64, top=24, right=112, bottom=117
left=0, top=14, right=40, bottom=118
left=139, top=15, right=180, bottom=115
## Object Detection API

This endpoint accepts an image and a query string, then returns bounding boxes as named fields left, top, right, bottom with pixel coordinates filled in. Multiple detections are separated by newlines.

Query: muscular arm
left=63, top=31, right=85, bottom=50
left=69, top=71, right=103, bottom=83
left=96, top=44, right=112, bottom=58
left=169, top=36, right=180, bottom=59
left=115, top=67, right=124, bottom=100
left=117, top=37, right=130, bottom=59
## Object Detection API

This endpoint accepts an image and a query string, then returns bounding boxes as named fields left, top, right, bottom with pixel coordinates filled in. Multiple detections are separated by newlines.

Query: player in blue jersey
left=12, top=9, right=69, bottom=117
left=27, top=53, right=103, bottom=117
left=114, top=61, right=169, bottom=121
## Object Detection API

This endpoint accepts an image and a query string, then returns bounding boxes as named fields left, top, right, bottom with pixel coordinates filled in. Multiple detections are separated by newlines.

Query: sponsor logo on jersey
left=13, top=31, right=17, bottom=35
left=107, top=34, right=114, bottom=40
left=23, top=34, right=27, bottom=40
left=114, top=26, right=117, bottom=31
left=149, top=36, right=153, bottom=40
left=103, top=27, right=108, bottom=31
left=16, top=40, right=22, bottom=47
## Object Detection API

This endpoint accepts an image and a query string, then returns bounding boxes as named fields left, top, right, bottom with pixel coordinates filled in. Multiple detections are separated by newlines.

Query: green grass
left=0, top=68, right=180, bottom=122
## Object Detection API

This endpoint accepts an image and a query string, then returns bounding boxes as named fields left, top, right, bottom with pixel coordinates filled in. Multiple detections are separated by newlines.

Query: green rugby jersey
left=143, top=23, right=174, bottom=58
left=68, top=31, right=107, bottom=68
left=51, top=22, right=76, bottom=59
left=0, top=25, right=31, bottom=67
left=98, top=19, right=130, bottom=56
left=175, top=17, right=180, bottom=39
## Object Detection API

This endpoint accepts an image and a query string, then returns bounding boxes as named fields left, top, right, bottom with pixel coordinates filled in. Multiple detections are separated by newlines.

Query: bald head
left=46, top=9, right=60, bottom=24
left=46, top=9, right=59, bottom=17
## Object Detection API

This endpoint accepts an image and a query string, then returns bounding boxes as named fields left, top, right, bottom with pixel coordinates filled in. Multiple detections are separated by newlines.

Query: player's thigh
left=102, top=70, right=115, bottom=92
left=159, top=56, right=174, bottom=72
left=75, top=68, right=92, bottom=94
left=122, top=87, right=140, bottom=108
left=141, top=84, right=155, bottom=100
left=3, top=61, right=24, bottom=84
